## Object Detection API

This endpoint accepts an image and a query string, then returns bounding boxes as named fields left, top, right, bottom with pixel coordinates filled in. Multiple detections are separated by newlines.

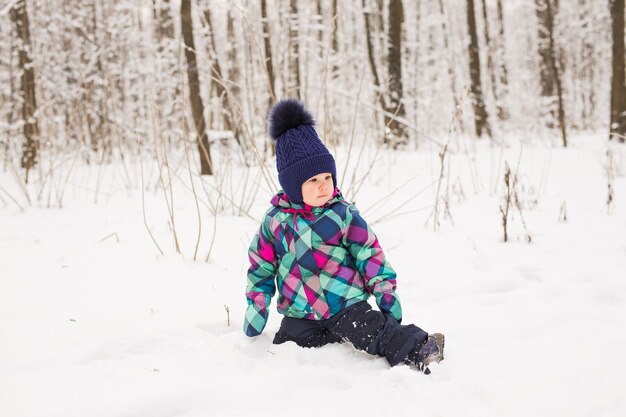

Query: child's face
left=301, top=172, right=333, bottom=207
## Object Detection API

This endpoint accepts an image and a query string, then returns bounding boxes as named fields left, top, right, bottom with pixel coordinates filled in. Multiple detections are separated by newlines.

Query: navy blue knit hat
left=268, top=99, right=336, bottom=204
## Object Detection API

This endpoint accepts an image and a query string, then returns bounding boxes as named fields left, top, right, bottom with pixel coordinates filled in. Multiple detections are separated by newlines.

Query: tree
left=181, top=0, right=213, bottom=175
left=261, top=0, right=276, bottom=105
left=363, top=0, right=385, bottom=112
left=153, top=0, right=182, bottom=141
left=202, top=8, right=238, bottom=140
left=466, top=0, right=491, bottom=138
left=387, top=0, right=408, bottom=145
left=363, top=0, right=408, bottom=146
left=154, top=0, right=175, bottom=41
left=535, top=0, right=567, bottom=146
left=565, top=0, right=596, bottom=129
left=438, top=0, right=465, bottom=134
left=84, top=1, right=107, bottom=156
left=610, top=0, right=626, bottom=142
left=480, top=0, right=506, bottom=121
left=11, top=0, right=39, bottom=181
left=495, top=0, right=509, bottom=99
left=331, top=0, right=339, bottom=77
left=1, top=15, right=15, bottom=169
left=288, top=0, right=302, bottom=99
left=226, top=9, right=240, bottom=113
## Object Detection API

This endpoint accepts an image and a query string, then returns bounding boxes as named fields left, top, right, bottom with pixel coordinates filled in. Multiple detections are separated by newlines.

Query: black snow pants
left=273, top=301, right=428, bottom=366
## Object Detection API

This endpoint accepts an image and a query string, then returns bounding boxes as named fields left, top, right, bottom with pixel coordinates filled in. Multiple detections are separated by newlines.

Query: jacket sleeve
left=244, top=213, right=278, bottom=337
left=342, top=205, right=403, bottom=322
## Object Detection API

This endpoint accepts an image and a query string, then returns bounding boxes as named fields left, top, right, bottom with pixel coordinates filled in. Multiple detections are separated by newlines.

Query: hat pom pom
left=268, top=99, right=315, bottom=141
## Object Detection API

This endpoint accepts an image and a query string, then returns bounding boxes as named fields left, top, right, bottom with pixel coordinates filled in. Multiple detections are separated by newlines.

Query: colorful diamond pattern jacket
left=244, top=190, right=402, bottom=337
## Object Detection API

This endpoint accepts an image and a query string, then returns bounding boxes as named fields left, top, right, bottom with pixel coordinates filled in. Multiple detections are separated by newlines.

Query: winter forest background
left=2, top=0, right=626, bottom=187
left=2, top=1, right=626, bottom=416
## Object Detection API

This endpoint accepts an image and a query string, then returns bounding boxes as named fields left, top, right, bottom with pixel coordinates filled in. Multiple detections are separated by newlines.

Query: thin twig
left=0, top=186, right=24, bottom=211
left=605, top=149, right=615, bottom=213
left=149, top=83, right=180, bottom=254
left=372, top=205, right=433, bottom=224
left=7, top=150, right=32, bottom=205
left=499, top=162, right=511, bottom=243
left=370, top=180, right=439, bottom=225
left=99, top=232, right=120, bottom=243
left=431, top=142, right=449, bottom=231
left=317, top=85, right=447, bottom=149
left=361, top=172, right=421, bottom=218
left=340, top=64, right=367, bottom=188
left=139, top=146, right=164, bottom=256
left=511, top=143, right=532, bottom=242
left=183, top=119, right=203, bottom=261
left=205, top=151, right=230, bottom=262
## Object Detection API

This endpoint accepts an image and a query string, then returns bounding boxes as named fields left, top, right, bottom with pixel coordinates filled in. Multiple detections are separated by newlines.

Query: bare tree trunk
left=181, top=0, right=212, bottom=175
left=480, top=0, right=505, bottom=121
left=88, top=0, right=108, bottom=158
left=535, top=1, right=554, bottom=104
left=466, top=0, right=491, bottom=138
left=288, top=0, right=302, bottom=99
left=387, top=0, right=408, bottom=146
left=494, top=0, right=510, bottom=120
left=11, top=0, right=39, bottom=181
left=316, top=0, right=323, bottom=46
left=495, top=0, right=509, bottom=89
left=8, top=21, right=17, bottom=116
left=610, top=0, right=626, bottom=142
left=438, top=0, right=465, bottom=133
left=154, top=0, right=175, bottom=40
left=226, top=9, right=243, bottom=147
left=3, top=8, right=17, bottom=172
left=153, top=0, right=181, bottom=140
left=364, top=0, right=406, bottom=145
left=227, top=10, right=240, bottom=107
left=202, top=8, right=241, bottom=148
left=261, top=0, right=276, bottom=105
left=375, top=0, right=384, bottom=50
left=535, top=0, right=567, bottom=146
left=331, top=0, right=339, bottom=77
left=60, top=0, right=75, bottom=147
left=578, top=0, right=594, bottom=129
left=363, top=0, right=387, bottom=115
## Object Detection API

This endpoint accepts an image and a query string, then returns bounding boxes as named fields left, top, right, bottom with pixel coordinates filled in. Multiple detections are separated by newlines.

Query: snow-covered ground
left=1, top=136, right=625, bottom=417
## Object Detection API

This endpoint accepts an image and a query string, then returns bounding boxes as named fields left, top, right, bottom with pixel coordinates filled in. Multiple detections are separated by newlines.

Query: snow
left=1, top=136, right=626, bottom=417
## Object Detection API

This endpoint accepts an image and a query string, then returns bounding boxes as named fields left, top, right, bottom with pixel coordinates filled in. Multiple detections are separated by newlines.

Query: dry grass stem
left=205, top=152, right=230, bottom=262
left=139, top=147, right=164, bottom=256
left=499, top=162, right=512, bottom=242
left=99, top=232, right=120, bottom=243
left=431, top=142, right=449, bottom=231
left=559, top=200, right=568, bottom=222
left=224, top=305, right=230, bottom=327
left=183, top=120, right=203, bottom=261
left=0, top=186, right=25, bottom=211
left=605, top=149, right=615, bottom=213
left=370, top=180, right=438, bottom=225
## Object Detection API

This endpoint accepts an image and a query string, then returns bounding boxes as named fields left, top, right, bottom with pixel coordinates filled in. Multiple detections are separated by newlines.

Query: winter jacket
left=244, top=189, right=402, bottom=337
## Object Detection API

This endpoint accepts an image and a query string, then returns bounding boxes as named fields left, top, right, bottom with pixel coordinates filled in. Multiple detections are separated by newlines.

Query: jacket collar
left=270, top=189, right=344, bottom=211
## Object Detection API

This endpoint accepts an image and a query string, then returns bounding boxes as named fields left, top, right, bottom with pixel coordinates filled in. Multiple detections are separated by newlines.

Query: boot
left=409, top=333, right=445, bottom=374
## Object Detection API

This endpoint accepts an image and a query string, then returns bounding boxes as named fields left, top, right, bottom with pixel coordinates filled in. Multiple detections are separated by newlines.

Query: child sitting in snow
left=243, top=99, right=444, bottom=373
